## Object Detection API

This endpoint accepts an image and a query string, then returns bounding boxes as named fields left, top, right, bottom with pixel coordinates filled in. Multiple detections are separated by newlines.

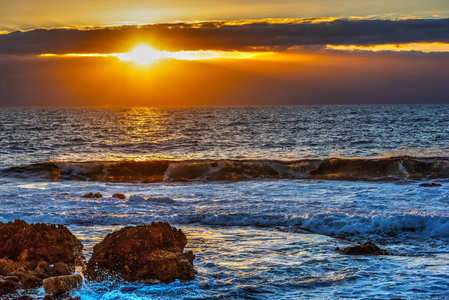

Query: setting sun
left=112, top=45, right=269, bottom=64
left=116, top=45, right=167, bottom=64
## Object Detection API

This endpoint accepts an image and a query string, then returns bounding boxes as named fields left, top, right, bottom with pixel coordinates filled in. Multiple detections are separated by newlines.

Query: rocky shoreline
left=0, top=220, right=196, bottom=299
left=0, top=219, right=389, bottom=299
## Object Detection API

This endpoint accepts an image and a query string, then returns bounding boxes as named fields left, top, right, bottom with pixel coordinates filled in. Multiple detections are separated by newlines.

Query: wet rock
left=146, top=197, right=176, bottom=204
left=85, top=222, right=196, bottom=283
left=337, top=242, right=388, bottom=255
left=4, top=275, right=20, bottom=282
left=10, top=267, right=27, bottom=280
left=37, top=261, right=52, bottom=275
left=21, top=273, right=43, bottom=289
left=128, top=194, right=146, bottom=202
left=0, top=220, right=83, bottom=270
left=0, top=258, right=16, bottom=276
left=43, top=274, right=82, bottom=297
left=0, top=277, right=19, bottom=294
left=12, top=296, right=34, bottom=300
left=33, top=266, right=48, bottom=278
left=82, top=192, right=102, bottom=198
left=53, top=262, right=71, bottom=276
left=419, top=182, right=442, bottom=187
left=112, top=193, right=126, bottom=199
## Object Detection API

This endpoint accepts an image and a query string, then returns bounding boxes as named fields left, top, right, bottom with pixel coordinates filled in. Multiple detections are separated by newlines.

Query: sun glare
left=116, top=45, right=166, bottom=64
left=39, top=45, right=273, bottom=64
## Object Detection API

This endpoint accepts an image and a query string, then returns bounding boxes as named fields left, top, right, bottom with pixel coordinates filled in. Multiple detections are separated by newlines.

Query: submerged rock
left=43, top=274, right=82, bottom=297
left=82, top=192, right=103, bottom=198
left=85, top=222, right=196, bottom=283
left=337, top=242, right=388, bottom=255
left=419, top=182, right=442, bottom=187
left=112, top=193, right=126, bottom=199
left=127, top=194, right=146, bottom=202
left=12, top=296, right=34, bottom=300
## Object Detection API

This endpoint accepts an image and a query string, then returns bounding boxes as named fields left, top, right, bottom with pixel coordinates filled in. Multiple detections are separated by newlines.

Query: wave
left=2, top=156, right=449, bottom=182
left=1, top=212, right=447, bottom=239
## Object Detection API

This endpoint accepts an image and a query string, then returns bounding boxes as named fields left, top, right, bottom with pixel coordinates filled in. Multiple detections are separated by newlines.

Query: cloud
left=1, top=18, right=449, bottom=55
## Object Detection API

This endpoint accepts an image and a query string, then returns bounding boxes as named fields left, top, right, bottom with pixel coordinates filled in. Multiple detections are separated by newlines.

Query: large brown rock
left=337, top=242, right=388, bottom=255
left=43, top=274, right=82, bottom=296
left=85, top=222, right=196, bottom=283
left=0, top=220, right=83, bottom=270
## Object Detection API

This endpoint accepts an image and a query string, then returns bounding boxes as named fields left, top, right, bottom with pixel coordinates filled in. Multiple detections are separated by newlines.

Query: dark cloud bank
left=1, top=18, right=449, bottom=54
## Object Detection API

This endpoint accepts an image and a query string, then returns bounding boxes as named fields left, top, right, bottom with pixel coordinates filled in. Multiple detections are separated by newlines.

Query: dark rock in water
left=82, top=192, right=102, bottom=198
left=337, top=242, right=388, bottom=255
left=43, top=274, right=82, bottom=297
left=0, top=277, right=19, bottom=294
left=419, top=182, right=442, bottom=187
left=0, top=220, right=83, bottom=270
left=12, top=296, right=34, bottom=300
left=112, top=193, right=126, bottom=199
left=85, top=222, right=196, bottom=283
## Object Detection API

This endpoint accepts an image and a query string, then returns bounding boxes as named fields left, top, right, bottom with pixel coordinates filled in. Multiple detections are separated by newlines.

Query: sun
left=116, top=45, right=166, bottom=64
left=112, top=44, right=271, bottom=64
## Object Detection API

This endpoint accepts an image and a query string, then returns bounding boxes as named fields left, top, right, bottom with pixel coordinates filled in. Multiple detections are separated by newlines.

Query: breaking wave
left=2, top=156, right=449, bottom=182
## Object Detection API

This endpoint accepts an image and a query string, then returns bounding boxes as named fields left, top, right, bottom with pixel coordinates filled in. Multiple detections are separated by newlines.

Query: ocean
left=1, top=105, right=448, bottom=299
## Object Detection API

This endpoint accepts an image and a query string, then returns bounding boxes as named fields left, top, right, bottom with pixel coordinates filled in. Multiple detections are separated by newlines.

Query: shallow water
left=1, top=106, right=449, bottom=299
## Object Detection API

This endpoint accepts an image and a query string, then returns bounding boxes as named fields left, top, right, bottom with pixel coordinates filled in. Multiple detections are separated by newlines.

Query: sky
left=1, top=0, right=449, bottom=106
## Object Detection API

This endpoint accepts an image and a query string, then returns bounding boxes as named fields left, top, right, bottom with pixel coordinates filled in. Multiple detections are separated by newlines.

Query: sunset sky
left=1, top=0, right=449, bottom=106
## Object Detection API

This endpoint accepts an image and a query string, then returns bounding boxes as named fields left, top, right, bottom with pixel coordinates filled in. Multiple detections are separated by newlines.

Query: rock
left=53, top=262, right=71, bottom=276
left=37, top=261, right=52, bottom=275
left=33, top=266, right=48, bottom=278
left=10, top=268, right=27, bottom=280
left=82, top=192, right=102, bottom=198
left=0, top=258, right=16, bottom=276
left=419, top=182, right=442, bottom=187
left=4, top=276, right=20, bottom=282
left=21, top=273, right=43, bottom=289
left=0, top=277, right=19, bottom=294
left=112, top=193, right=126, bottom=200
left=85, top=222, right=196, bottom=283
left=146, top=197, right=176, bottom=204
left=337, top=242, right=388, bottom=255
left=43, top=274, right=82, bottom=297
left=128, top=194, right=146, bottom=202
left=0, top=220, right=83, bottom=270
left=12, top=296, right=34, bottom=300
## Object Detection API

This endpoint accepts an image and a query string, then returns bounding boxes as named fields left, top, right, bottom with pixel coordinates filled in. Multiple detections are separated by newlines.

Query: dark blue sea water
left=0, top=105, right=448, bottom=299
